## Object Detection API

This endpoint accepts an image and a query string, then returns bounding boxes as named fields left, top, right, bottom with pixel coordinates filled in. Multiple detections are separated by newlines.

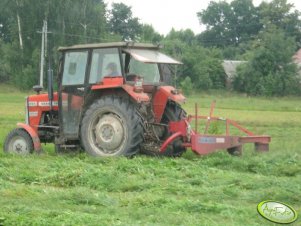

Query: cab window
left=89, top=48, right=122, bottom=84
left=62, top=51, right=88, bottom=86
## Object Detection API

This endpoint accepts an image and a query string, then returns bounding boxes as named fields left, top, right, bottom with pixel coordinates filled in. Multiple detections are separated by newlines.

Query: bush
left=180, top=76, right=193, bottom=96
left=233, top=28, right=300, bottom=96
left=182, top=46, right=226, bottom=90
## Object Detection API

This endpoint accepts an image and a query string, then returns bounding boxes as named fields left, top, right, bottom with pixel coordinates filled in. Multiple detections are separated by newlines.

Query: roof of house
left=222, top=60, right=246, bottom=78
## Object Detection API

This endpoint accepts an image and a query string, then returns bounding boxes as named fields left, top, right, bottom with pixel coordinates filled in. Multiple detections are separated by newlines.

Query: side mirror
left=33, top=85, right=43, bottom=94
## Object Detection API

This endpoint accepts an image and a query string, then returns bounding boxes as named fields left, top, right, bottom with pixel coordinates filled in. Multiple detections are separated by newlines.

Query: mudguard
left=17, top=123, right=41, bottom=152
left=152, top=86, right=186, bottom=122
left=91, top=77, right=150, bottom=103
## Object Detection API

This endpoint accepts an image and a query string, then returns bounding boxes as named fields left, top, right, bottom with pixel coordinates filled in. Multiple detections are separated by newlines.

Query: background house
left=222, top=60, right=246, bottom=89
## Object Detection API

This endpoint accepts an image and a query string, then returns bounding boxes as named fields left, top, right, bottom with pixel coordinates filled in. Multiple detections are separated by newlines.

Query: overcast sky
left=104, top=0, right=301, bottom=35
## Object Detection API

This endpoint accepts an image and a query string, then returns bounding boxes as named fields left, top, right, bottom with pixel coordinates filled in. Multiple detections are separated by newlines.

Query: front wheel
left=3, top=128, right=33, bottom=154
left=80, top=96, right=144, bottom=157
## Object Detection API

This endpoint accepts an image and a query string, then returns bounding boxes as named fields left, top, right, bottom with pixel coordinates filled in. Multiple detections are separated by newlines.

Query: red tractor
left=3, top=42, right=271, bottom=157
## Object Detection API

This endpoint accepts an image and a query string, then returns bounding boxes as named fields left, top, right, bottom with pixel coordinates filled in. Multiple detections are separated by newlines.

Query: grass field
left=0, top=84, right=300, bottom=225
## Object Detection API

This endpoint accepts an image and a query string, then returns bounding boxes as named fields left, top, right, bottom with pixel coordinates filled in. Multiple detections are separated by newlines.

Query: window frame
left=88, top=47, right=124, bottom=84
left=61, top=50, right=89, bottom=86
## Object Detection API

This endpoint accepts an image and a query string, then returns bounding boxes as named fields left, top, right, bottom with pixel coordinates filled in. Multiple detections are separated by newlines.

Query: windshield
left=122, top=48, right=182, bottom=84
left=128, top=58, right=160, bottom=83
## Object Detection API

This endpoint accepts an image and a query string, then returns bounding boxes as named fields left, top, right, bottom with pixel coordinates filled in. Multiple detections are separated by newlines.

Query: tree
left=258, top=0, right=301, bottom=45
left=165, top=29, right=196, bottom=46
left=162, top=33, right=225, bottom=90
left=197, top=0, right=261, bottom=48
left=108, top=3, right=142, bottom=41
left=0, top=39, right=10, bottom=82
left=140, top=24, right=163, bottom=43
left=0, top=0, right=108, bottom=89
left=181, top=46, right=225, bottom=90
left=233, top=28, right=299, bottom=96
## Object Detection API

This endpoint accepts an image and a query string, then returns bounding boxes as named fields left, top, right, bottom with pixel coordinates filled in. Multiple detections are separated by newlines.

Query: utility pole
left=16, top=0, right=23, bottom=50
left=45, top=20, right=48, bottom=57
left=39, top=21, right=45, bottom=88
left=37, top=20, right=51, bottom=88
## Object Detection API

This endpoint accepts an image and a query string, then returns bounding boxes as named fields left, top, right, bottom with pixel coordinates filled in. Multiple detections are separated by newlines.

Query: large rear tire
left=4, top=128, right=33, bottom=154
left=80, top=96, right=143, bottom=157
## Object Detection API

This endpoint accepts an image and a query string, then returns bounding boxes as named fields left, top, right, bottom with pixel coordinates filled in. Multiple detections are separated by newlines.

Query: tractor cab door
left=59, top=50, right=89, bottom=138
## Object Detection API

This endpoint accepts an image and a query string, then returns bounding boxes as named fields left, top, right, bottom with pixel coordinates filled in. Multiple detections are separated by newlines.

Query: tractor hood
left=123, top=49, right=182, bottom=65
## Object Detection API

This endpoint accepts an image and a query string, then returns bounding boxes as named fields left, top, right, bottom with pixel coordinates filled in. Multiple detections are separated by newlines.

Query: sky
left=104, top=0, right=301, bottom=35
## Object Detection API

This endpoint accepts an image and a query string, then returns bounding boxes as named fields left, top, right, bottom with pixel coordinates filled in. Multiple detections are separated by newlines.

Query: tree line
left=0, top=0, right=300, bottom=96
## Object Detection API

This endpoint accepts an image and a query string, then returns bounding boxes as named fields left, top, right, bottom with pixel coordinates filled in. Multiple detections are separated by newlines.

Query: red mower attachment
left=160, top=101, right=271, bottom=156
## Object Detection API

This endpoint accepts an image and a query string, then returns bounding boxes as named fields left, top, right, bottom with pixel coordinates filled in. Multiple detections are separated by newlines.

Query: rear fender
left=17, top=123, right=41, bottom=152
left=153, top=86, right=186, bottom=122
left=91, top=82, right=150, bottom=103
left=121, top=84, right=150, bottom=103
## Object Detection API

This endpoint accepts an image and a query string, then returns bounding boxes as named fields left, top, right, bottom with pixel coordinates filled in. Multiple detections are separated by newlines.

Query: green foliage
left=165, top=28, right=196, bottom=46
left=162, top=32, right=226, bottom=91
left=180, top=76, right=193, bottom=96
left=198, top=0, right=301, bottom=47
left=207, top=121, right=221, bottom=135
left=0, top=40, right=10, bottom=82
left=182, top=46, right=225, bottom=90
left=198, top=0, right=261, bottom=47
left=197, top=0, right=301, bottom=59
left=0, top=0, right=109, bottom=89
left=233, top=28, right=300, bottom=96
left=140, top=24, right=163, bottom=43
left=258, top=0, right=301, bottom=44
left=108, top=3, right=142, bottom=41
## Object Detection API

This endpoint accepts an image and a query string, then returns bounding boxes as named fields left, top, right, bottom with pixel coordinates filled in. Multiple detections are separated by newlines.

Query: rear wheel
left=4, top=128, right=33, bottom=154
left=80, top=96, right=143, bottom=157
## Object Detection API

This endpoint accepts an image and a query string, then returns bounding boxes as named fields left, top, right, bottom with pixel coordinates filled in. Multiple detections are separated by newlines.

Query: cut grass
left=0, top=85, right=300, bottom=225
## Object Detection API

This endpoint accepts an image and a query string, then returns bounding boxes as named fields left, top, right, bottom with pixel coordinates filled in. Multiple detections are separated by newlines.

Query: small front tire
left=3, top=128, right=34, bottom=154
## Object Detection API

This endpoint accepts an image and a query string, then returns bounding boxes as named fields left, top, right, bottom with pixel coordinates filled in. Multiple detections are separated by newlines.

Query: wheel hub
left=94, top=114, right=124, bottom=152
left=10, top=136, right=28, bottom=154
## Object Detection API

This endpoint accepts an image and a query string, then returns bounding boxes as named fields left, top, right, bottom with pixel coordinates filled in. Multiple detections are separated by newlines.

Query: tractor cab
left=56, top=43, right=185, bottom=147
left=58, top=42, right=181, bottom=87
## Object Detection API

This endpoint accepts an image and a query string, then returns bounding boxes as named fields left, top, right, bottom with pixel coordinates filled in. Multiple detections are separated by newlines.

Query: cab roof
left=58, top=42, right=160, bottom=51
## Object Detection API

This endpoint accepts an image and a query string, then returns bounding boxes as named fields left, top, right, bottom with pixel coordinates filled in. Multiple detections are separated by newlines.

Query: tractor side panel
left=152, top=86, right=186, bottom=123
left=27, top=92, right=59, bottom=133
